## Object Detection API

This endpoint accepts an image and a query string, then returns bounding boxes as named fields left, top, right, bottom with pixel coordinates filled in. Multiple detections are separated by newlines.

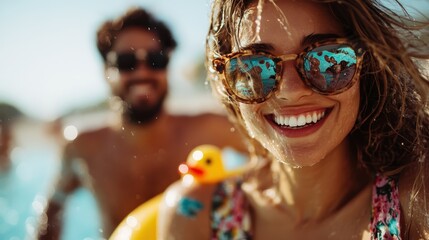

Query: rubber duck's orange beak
left=178, top=163, right=205, bottom=176
left=187, top=166, right=204, bottom=176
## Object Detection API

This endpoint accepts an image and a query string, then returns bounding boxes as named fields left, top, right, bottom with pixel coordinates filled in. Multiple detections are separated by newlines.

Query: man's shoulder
left=173, top=112, right=226, bottom=119
left=62, top=126, right=119, bottom=165
left=173, top=112, right=231, bottom=126
left=72, top=126, right=113, bottom=142
left=65, top=126, right=114, bottom=152
left=170, top=112, right=246, bottom=151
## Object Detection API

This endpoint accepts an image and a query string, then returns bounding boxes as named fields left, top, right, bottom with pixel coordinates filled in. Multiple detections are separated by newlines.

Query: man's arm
left=37, top=143, right=81, bottom=240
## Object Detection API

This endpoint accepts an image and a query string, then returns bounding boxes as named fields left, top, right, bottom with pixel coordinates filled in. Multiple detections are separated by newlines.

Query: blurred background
left=0, top=0, right=218, bottom=121
left=0, top=1, right=216, bottom=239
left=0, top=0, right=427, bottom=239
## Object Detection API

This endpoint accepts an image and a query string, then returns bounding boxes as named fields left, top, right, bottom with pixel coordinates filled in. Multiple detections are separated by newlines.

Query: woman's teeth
left=274, top=111, right=325, bottom=128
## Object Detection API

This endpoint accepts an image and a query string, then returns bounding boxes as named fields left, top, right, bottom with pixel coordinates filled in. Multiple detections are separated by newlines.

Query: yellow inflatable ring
left=110, top=145, right=247, bottom=240
left=109, top=193, right=163, bottom=240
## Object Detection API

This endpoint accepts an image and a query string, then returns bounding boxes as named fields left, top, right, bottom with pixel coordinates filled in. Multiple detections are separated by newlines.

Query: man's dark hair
left=96, top=7, right=177, bottom=61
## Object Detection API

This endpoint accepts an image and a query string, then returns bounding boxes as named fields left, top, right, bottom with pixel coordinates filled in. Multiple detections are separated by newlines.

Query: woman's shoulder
left=158, top=179, right=218, bottom=240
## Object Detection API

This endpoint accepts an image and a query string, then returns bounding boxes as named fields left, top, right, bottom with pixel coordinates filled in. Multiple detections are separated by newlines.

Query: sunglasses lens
left=114, top=51, right=169, bottom=71
left=303, top=44, right=357, bottom=93
left=225, top=55, right=277, bottom=102
left=116, top=53, right=137, bottom=71
left=147, top=52, right=169, bottom=69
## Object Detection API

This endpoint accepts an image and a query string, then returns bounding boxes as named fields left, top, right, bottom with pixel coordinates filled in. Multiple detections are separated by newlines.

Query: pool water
left=0, top=145, right=103, bottom=240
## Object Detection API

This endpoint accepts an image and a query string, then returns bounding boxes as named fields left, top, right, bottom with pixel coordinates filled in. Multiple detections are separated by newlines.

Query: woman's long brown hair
left=206, top=0, right=429, bottom=237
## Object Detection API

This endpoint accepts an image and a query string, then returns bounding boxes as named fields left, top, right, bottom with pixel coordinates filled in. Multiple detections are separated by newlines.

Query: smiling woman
left=157, top=0, right=429, bottom=239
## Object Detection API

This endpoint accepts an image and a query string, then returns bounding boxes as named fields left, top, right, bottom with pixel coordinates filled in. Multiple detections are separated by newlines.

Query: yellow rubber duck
left=178, top=144, right=248, bottom=184
left=109, top=144, right=247, bottom=240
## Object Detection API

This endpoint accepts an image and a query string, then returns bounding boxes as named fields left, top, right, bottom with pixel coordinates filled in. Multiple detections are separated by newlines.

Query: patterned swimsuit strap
left=211, top=179, right=252, bottom=240
left=370, top=173, right=401, bottom=240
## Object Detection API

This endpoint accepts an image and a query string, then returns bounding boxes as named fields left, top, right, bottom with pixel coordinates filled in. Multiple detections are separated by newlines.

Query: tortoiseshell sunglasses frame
left=212, top=38, right=365, bottom=104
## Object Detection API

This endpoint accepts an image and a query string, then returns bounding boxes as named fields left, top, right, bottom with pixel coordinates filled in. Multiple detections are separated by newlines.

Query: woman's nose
left=274, top=61, right=313, bottom=102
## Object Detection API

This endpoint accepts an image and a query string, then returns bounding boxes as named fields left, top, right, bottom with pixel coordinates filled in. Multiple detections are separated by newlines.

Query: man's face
left=106, top=27, right=169, bottom=123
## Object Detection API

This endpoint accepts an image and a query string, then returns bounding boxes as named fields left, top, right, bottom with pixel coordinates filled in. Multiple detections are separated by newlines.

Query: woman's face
left=233, top=0, right=360, bottom=167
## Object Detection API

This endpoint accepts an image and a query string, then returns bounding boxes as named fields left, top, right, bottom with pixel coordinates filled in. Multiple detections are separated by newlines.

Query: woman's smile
left=265, top=107, right=332, bottom=138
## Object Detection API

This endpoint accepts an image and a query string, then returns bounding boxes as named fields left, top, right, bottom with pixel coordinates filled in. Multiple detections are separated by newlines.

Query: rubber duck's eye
left=205, top=158, right=212, bottom=165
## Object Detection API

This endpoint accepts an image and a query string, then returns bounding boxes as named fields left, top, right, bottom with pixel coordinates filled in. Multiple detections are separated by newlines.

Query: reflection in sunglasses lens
left=227, top=55, right=276, bottom=101
left=303, top=45, right=357, bottom=93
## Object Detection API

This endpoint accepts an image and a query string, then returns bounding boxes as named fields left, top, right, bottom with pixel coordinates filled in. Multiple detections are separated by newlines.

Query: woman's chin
left=271, top=150, right=324, bottom=168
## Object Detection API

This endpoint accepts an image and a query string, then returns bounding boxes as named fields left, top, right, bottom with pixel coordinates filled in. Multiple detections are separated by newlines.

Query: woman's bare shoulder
left=158, top=179, right=218, bottom=240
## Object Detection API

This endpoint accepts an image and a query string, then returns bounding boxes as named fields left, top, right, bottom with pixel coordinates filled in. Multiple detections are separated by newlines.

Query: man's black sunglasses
left=106, top=49, right=169, bottom=71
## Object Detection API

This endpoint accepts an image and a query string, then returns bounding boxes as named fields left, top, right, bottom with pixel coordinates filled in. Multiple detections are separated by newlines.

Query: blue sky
left=0, top=0, right=427, bottom=120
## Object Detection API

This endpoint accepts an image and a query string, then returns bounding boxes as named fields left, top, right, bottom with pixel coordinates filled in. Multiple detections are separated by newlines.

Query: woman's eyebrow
left=238, top=33, right=341, bottom=52
left=240, top=43, right=275, bottom=52
left=240, top=33, right=341, bottom=52
left=301, top=33, right=342, bottom=46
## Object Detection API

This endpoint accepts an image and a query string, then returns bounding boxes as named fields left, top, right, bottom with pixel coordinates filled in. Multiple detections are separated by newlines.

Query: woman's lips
left=266, top=108, right=332, bottom=138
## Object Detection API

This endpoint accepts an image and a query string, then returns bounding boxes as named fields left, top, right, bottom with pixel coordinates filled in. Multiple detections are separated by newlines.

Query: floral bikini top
left=211, top=174, right=401, bottom=240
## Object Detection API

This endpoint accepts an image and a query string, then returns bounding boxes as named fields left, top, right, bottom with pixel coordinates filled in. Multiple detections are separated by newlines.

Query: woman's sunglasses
left=106, top=49, right=169, bottom=72
left=212, top=38, right=365, bottom=104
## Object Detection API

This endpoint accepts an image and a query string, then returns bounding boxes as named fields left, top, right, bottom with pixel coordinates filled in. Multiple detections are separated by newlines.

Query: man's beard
left=122, top=92, right=167, bottom=125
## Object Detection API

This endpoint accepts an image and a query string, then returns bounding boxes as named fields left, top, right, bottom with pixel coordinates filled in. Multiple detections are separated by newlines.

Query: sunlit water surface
left=0, top=145, right=103, bottom=240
